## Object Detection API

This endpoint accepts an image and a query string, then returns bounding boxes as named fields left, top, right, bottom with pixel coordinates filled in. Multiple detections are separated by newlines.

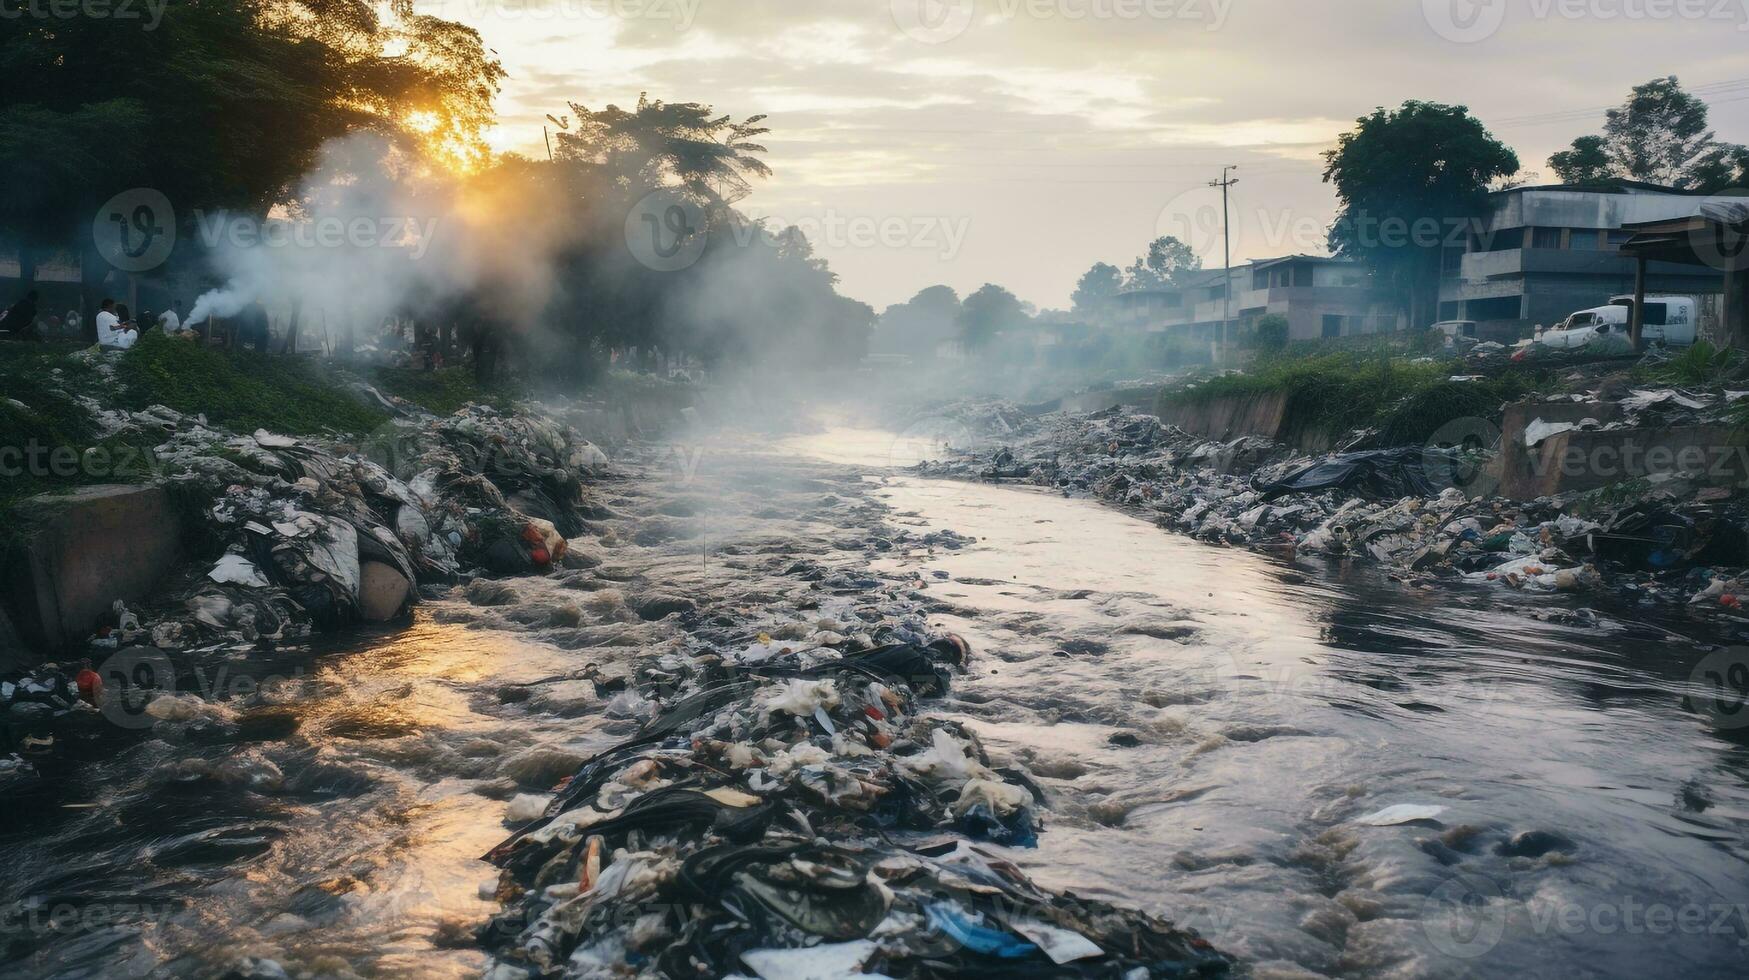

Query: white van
left=1541, top=296, right=1697, bottom=349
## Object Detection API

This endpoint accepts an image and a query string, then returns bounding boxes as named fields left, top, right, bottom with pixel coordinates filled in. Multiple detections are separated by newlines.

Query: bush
left=1251, top=314, right=1289, bottom=352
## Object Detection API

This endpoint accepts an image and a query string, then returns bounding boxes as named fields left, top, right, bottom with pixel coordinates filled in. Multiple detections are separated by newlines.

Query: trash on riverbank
left=475, top=633, right=1233, bottom=978
left=909, top=399, right=1749, bottom=635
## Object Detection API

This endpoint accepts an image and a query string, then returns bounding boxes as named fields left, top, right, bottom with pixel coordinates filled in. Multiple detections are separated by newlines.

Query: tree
left=874, top=285, right=961, bottom=358
left=1548, top=77, right=1749, bottom=191
left=1072, top=263, right=1124, bottom=311
left=957, top=284, right=1026, bottom=351
left=1324, top=101, right=1519, bottom=328
left=0, top=0, right=503, bottom=301
left=555, top=94, right=772, bottom=209
left=1124, top=236, right=1202, bottom=290
left=1548, top=135, right=1616, bottom=185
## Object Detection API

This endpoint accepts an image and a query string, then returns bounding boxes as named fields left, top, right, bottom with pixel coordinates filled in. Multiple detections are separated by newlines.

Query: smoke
left=185, top=134, right=574, bottom=343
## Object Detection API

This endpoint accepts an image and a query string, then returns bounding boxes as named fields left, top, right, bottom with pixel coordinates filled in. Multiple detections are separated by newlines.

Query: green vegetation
left=114, top=332, right=388, bottom=435
left=1639, top=340, right=1744, bottom=387
left=1158, top=349, right=1548, bottom=446
left=1249, top=314, right=1289, bottom=353
left=370, top=366, right=514, bottom=415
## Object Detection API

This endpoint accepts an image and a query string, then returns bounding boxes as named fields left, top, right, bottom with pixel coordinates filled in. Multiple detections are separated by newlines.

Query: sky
left=419, top=0, right=1749, bottom=311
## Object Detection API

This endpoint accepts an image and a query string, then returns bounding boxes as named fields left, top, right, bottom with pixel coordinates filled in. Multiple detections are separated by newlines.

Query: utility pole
left=1209, top=166, right=1239, bottom=360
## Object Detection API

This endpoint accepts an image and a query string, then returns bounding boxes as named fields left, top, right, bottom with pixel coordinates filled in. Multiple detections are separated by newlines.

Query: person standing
left=238, top=300, right=271, bottom=351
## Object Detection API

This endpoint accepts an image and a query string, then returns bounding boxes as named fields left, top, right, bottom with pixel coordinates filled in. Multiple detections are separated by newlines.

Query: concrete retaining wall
left=1154, top=390, right=1335, bottom=451
left=4, top=484, right=184, bottom=653
left=1498, top=421, right=1749, bottom=499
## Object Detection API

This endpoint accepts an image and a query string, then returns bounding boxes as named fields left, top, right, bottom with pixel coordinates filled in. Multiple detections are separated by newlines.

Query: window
left=1532, top=228, right=1563, bottom=249
left=1322, top=315, right=1343, bottom=338
left=1569, top=229, right=1600, bottom=250
left=1295, top=265, right=1314, bottom=287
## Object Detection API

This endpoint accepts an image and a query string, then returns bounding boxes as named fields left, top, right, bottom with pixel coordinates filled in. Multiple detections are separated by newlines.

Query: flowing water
left=4, top=425, right=1748, bottom=979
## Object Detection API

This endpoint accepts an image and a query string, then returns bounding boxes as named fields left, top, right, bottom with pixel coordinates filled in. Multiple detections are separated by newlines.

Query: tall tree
left=1548, top=77, right=1749, bottom=191
left=1324, top=101, right=1519, bottom=327
left=1124, top=236, right=1202, bottom=290
left=957, top=284, right=1026, bottom=351
left=1072, top=263, right=1125, bottom=311
left=555, top=94, right=772, bottom=209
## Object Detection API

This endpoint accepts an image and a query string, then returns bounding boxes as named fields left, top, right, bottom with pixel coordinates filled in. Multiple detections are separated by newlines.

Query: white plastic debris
left=1008, top=918, right=1104, bottom=964
left=208, top=553, right=269, bottom=588
left=740, top=940, right=878, bottom=980
left=1523, top=418, right=1578, bottom=448
left=1356, top=804, right=1446, bottom=826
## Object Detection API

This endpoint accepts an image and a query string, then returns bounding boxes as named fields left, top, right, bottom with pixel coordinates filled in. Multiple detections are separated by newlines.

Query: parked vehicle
left=1538, top=296, right=1697, bottom=351
left=1609, top=294, right=1698, bottom=346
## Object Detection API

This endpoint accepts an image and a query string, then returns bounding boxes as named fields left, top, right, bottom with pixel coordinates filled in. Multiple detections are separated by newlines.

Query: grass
left=1637, top=340, right=1745, bottom=387
left=1158, top=349, right=1550, bottom=446
left=114, top=331, right=389, bottom=435
left=370, top=366, right=513, bottom=415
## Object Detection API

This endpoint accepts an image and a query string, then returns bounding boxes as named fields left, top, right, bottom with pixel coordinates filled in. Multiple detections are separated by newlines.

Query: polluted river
left=4, top=423, right=1748, bottom=979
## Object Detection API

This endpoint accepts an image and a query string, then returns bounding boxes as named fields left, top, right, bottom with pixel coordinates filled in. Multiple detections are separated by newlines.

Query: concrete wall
left=1155, top=390, right=1335, bottom=451
left=4, top=485, right=184, bottom=653
left=1497, top=414, right=1749, bottom=500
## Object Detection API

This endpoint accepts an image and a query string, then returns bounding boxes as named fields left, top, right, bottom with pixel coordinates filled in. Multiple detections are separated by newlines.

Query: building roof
left=1246, top=253, right=1354, bottom=271
left=1491, top=178, right=1699, bottom=197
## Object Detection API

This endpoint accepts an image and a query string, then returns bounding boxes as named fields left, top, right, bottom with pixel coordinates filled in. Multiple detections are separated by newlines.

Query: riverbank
left=902, top=392, right=1749, bottom=645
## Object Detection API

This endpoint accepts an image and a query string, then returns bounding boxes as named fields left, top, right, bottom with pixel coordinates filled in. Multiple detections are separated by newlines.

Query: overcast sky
left=430, top=0, right=1749, bottom=310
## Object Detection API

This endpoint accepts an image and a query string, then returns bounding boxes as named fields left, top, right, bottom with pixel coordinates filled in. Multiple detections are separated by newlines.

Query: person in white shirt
left=95, top=298, right=136, bottom=350
left=159, top=301, right=182, bottom=336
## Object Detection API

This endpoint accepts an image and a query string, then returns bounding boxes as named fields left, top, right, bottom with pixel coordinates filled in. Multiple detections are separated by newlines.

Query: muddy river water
left=3, top=426, right=1747, bottom=978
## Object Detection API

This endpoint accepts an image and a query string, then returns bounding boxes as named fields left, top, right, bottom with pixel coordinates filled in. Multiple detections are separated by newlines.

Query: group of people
left=0, top=290, right=199, bottom=350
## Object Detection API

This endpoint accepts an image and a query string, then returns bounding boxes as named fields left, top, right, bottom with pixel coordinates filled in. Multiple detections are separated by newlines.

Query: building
left=1098, top=256, right=1404, bottom=343
left=1437, top=180, right=1722, bottom=335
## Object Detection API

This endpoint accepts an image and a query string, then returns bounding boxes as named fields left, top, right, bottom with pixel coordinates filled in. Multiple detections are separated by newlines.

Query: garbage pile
left=477, top=633, right=1232, bottom=979
left=85, top=402, right=608, bottom=654
left=914, top=405, right=1749, bottom=628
